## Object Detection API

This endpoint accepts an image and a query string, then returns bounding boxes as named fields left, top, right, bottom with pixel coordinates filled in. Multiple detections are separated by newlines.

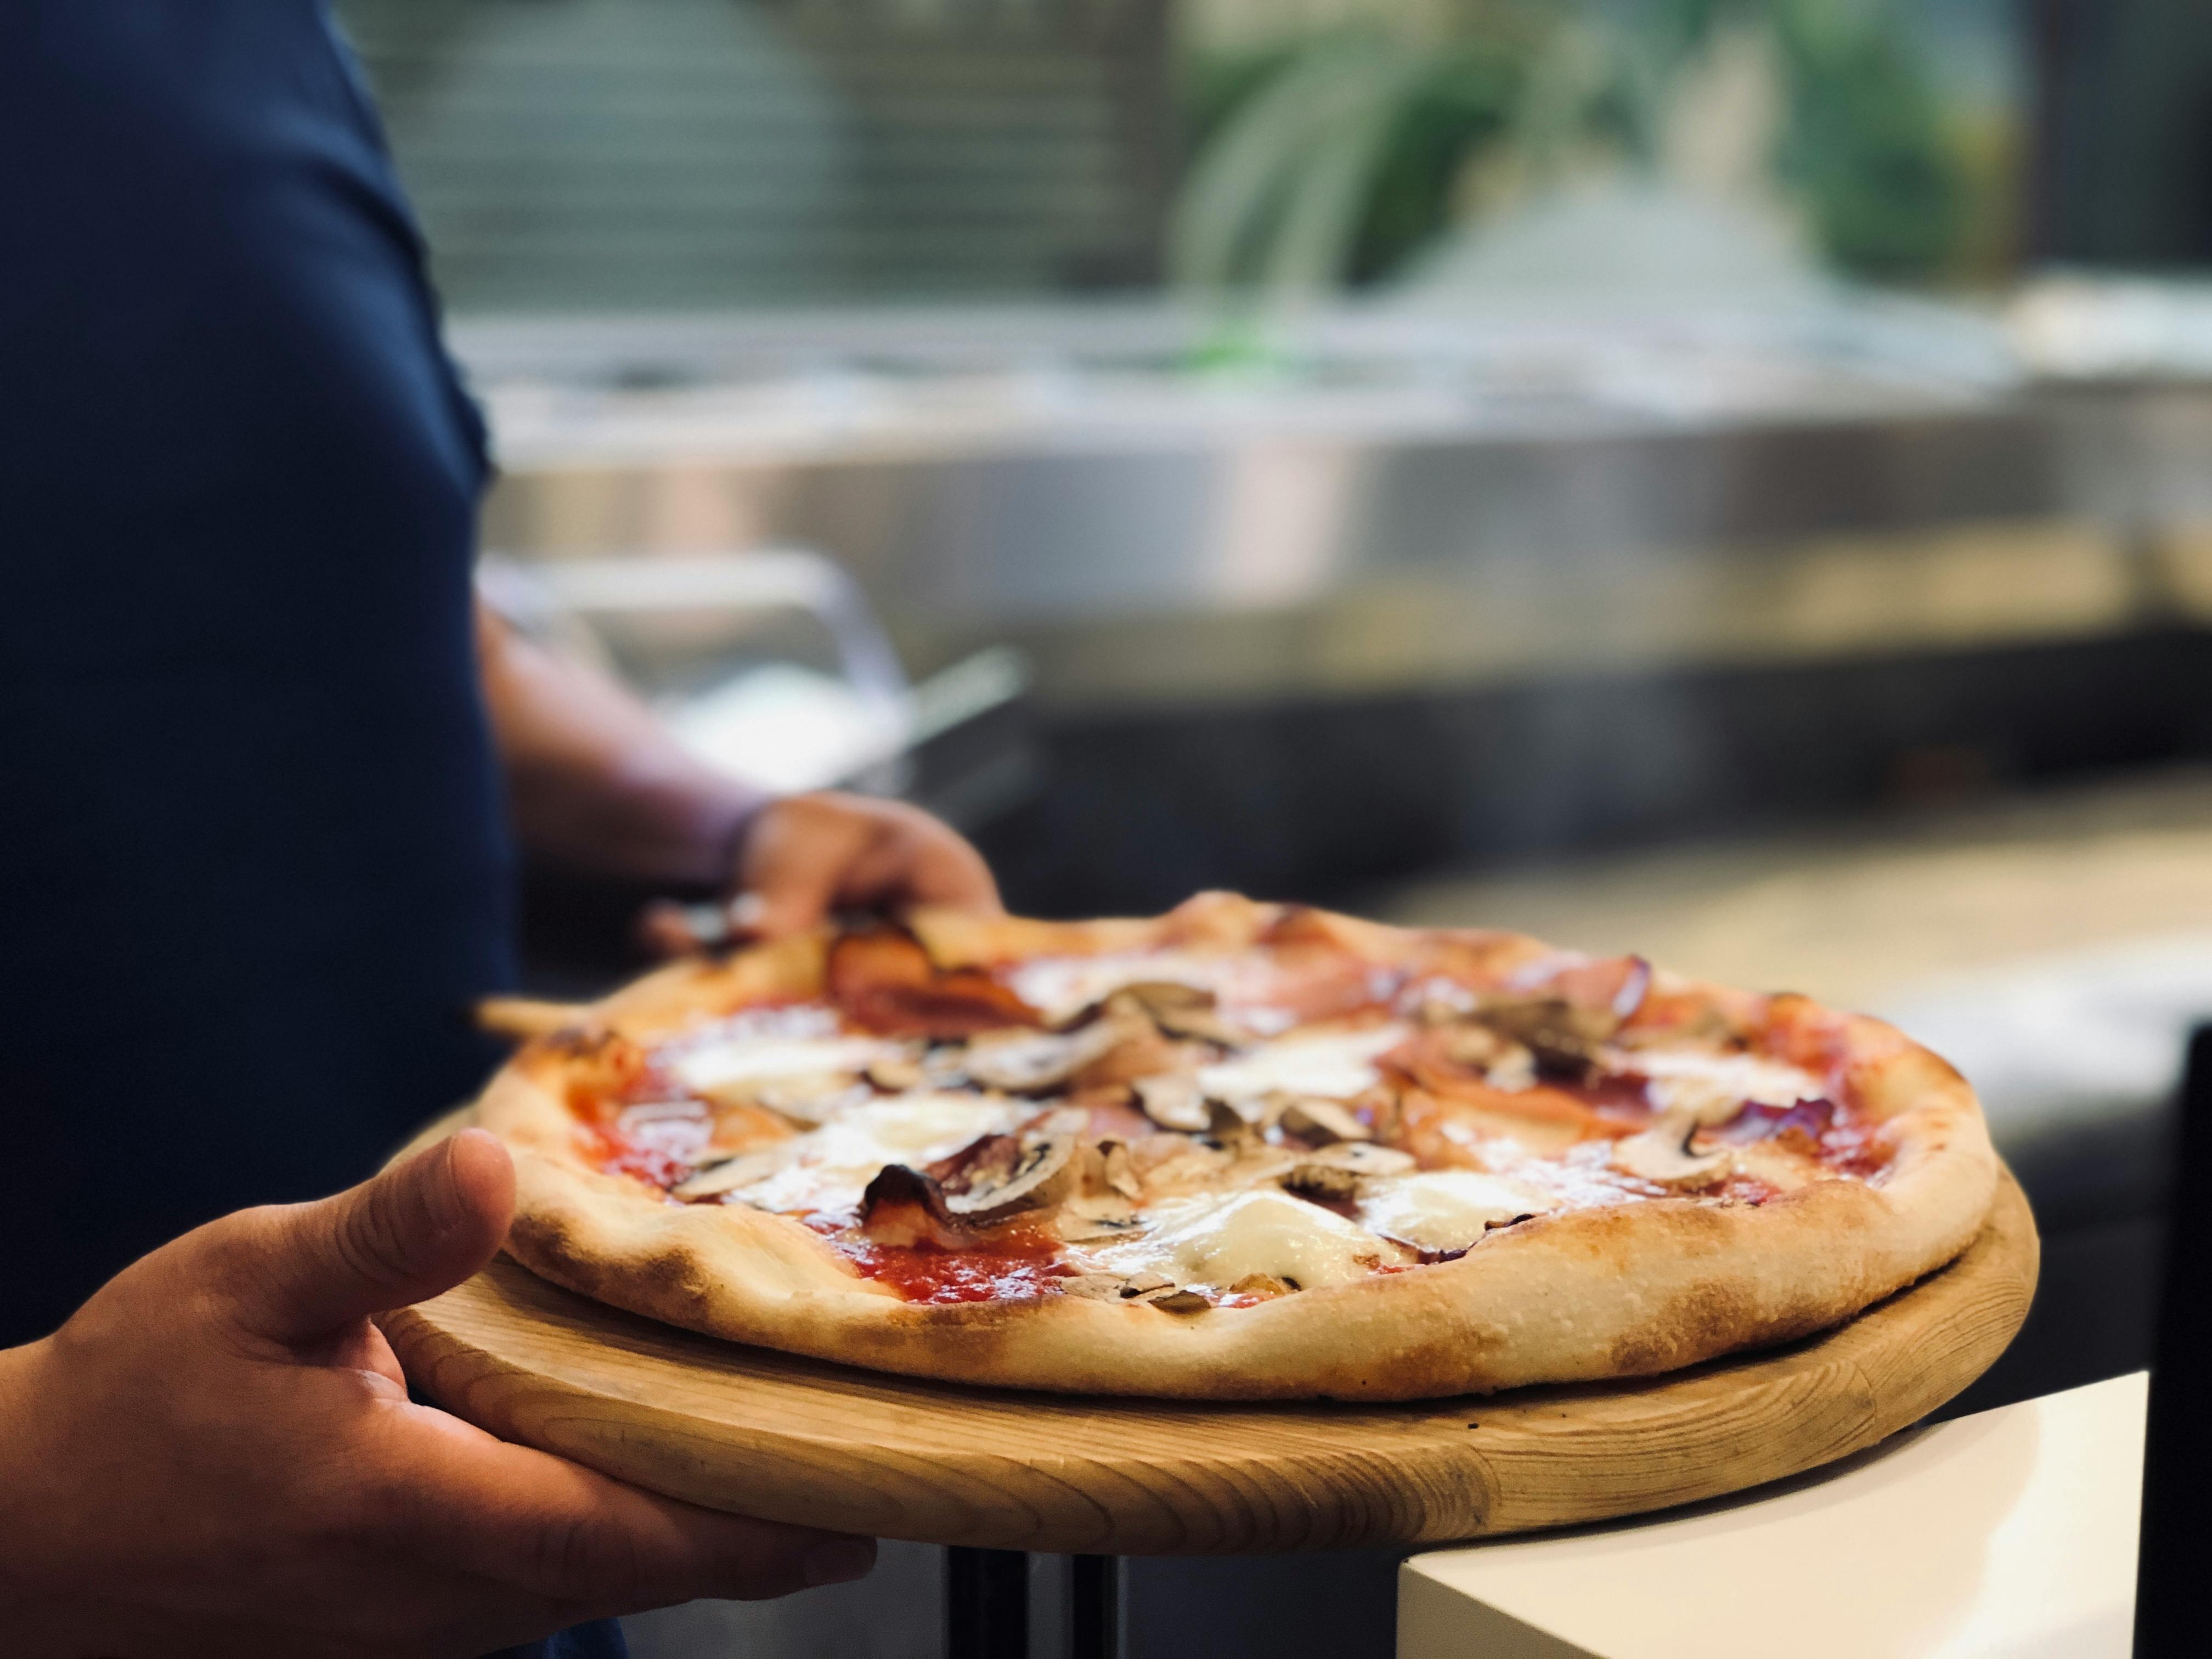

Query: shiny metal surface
left=463, top=312, right=2212, bottom=712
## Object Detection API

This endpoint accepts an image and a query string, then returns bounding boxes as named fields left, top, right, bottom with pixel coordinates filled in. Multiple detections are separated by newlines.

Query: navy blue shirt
left=0, top=7, right=629, bottom=1655
left=0, top=2, right=516, bottom=1341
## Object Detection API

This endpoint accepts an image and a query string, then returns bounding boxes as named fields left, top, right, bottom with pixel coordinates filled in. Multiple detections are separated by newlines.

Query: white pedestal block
left=1400, top=1373, right=2145, bottom=1659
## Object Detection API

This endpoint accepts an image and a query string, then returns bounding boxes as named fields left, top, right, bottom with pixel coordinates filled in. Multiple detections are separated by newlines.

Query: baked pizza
left=477, top=893, right=1997, bottom=1401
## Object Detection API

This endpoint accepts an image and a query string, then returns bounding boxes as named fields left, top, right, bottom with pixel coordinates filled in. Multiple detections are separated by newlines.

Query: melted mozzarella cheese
left=1634, top=1051, right=1828, bottom=1125
left=1196, top=1024, right=1407, bottom=1103
left=1095, top=1189, right=1388, bottom=1291
left=673, top=1034, right=904, bottom=1094
left=733, top=1093, right=1017, bottom=1214
left=1357, top=1170, right=1557, bottom=1252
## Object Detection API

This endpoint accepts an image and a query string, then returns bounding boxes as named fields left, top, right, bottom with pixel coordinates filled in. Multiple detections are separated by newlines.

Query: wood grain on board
left=381, top=1111, right=2036, bottom=1556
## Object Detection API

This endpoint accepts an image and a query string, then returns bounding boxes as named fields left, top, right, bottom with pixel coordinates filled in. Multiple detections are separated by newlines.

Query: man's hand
left=642, top=791, right=1002, bottom=952
left=0, top=1131, right=875, bottom=1658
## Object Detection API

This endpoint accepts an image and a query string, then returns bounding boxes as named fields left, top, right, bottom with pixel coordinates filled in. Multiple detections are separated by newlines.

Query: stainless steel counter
left=462, top=307, right=2212, bottom=712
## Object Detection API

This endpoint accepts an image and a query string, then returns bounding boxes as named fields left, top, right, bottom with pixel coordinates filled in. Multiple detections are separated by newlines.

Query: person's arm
left=476, top=602, right=1001, bottom=941
left=0, top=1131, right=874, bottom=1658
left=475, top=601, right=763, bottom=889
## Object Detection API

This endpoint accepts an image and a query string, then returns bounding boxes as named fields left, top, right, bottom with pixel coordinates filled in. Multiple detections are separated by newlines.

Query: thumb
left=229, top=1128, right=516, bottom=1342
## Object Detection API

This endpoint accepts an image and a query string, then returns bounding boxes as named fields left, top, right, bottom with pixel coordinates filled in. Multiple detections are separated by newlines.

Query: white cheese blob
left=1096, top=1189, right=1389, bottom=1291
left=1357, top=1170, right=1558, bottom=1252
left=673, top=1034, right=905, bottom=1095
left=1196, top=1024, right=1407, bottom=1103
left=733, top=1093, right=1015, bottom=1214
left=1634, top=1051, right=1828, bottom=1125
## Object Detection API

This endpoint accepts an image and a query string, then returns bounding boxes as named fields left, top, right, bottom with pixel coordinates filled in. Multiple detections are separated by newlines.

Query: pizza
left=476, top=893, right=1998, bottom=1401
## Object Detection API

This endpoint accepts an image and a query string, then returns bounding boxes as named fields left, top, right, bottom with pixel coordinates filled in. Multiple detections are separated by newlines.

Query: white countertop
left=1400, top=1373, right=2145, bottom=1659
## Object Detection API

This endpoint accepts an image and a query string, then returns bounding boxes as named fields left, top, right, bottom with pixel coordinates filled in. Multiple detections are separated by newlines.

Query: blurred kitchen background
left=339, top=0, right=2212, bottom=1652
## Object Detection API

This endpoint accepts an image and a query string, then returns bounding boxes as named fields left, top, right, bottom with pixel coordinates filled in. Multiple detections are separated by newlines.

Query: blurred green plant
left=1171, top=0, right=1974, bottom=292
left=1668, top=0, right=1970, bottom=278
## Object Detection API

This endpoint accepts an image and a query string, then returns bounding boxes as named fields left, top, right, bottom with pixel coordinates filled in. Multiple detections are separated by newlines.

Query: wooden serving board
left=383, top=1142, right=2036, bottom=1556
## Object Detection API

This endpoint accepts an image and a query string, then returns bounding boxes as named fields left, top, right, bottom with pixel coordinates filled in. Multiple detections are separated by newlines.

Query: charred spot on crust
left=638, top=1244, right=718, bottom=1320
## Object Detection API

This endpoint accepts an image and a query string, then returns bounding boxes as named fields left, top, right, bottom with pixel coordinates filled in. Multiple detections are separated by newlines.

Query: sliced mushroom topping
left=1276, top=1096, right=1372, bottom=1145
left=669, top=1142, right=798, bottom=1202
left=1057, top=1206, right=1145, bottom=1244
left=921, top=1045, right=973, bottom=1088
left=1143, top=1289, right=1213, bottom=1314
left=961, top=1018, right=1132, bottom=1093
left=1204, top=1097, right=1257, bottom=1146
left=1101, top=1141, right=1139, bottom=1199
left=1104, top=981, right=1248, bottom=1047
left=1475, top=996, right=1620, bottom=1077
left=1282, top=1162, right=1361, bottom=1203
left=1612, top=1111, right=1734, bottom=1188
left=1431, top=1024, right=1539, bottom=1091
left=1116, top=1272, right=1209, bottom=1312
left=742, top=1073, right=872, bottom=1126
left=864, top=1055, right=926, bottom=1092
left=1283, top=1143, right=1418, bottom=1202
left=1119, top=1133, right=1233, bottom=1200
left=1307, top=1142, right=1418, bottom=1175
left=1228, top=1272, right=1295, bottom=1300
left=1059, top=1273, right=1133, bottom=1302
left=1086, top=1139, right=1144, bottom=1201
left=940, top=1132, right=1080, bottom=1224
left=1059, top=1270, right=1209, bottom=1311
left=1355, top=1169, right=1558, bottom=1254
left=1132, top=1073, right=1210, bottom=1133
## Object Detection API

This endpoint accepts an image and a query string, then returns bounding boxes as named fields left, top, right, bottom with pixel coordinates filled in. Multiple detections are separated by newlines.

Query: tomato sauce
left=1709, top=1172, right=1781, bottom=1206
left=1573, top=1072, right=1659, bottom=1125
left=1757, top=995, right=1855, bottom=1088
left=1709, top=1096, right=1895, bottom=1181
left=577, top=1123, right=691, bottom=1192
left=1815, top=1121, right=1894, bottom=1180
left=842, top=1240, right=1070, bottom=1305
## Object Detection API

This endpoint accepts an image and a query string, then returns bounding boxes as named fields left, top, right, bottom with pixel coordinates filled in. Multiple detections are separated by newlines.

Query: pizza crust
left=478, top=897, right=1999, bottom=1401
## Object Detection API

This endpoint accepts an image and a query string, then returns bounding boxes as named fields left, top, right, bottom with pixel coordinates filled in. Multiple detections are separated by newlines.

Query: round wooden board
left=383, top=1130, right=2036, bottom=1556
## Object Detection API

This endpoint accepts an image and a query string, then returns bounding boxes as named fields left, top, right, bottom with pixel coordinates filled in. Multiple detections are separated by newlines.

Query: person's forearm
left=476, top=603, right=769, bottom=886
